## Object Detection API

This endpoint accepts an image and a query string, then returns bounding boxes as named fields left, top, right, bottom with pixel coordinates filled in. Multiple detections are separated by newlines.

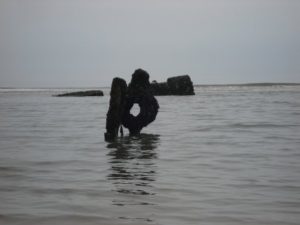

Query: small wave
left=272, top=100, right=293, bottom=104
left=0, top=166, right=24, bottom=172
left=273, top=102, right=300, bottom=108
left=32, top=159, right=88, bottom=166
left=0, top=166, right=30, bottom=179
left=0, top=214, right=112, bottom=225
left=291, top=112, right=300, bottom=115
left=264, top=136, right=298, bottom=141
left=28, top=188, right=105, bottom=197
left=229, top=122, right=299, bottom=128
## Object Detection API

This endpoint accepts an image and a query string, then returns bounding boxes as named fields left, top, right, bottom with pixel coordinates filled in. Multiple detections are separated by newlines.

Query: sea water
left=0, top=85, right=300, bottom=225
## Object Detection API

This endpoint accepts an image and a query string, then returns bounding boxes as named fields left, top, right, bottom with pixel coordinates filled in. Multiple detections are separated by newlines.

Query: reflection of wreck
left=104, top=69, right=195, bottom=141
left=106, top=134, right=159, bottom=198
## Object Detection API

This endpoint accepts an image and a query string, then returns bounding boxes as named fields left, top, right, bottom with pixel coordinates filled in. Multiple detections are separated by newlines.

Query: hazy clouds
left=0, top=0, right=299, bottom=87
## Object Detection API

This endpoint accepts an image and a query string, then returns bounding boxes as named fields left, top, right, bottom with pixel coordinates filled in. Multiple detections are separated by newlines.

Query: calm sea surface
left=0, top=85, right=300, bottom=225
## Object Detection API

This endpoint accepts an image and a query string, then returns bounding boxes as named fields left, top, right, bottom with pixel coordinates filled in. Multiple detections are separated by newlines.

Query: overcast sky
left=0, top=0, right=299, bottom=87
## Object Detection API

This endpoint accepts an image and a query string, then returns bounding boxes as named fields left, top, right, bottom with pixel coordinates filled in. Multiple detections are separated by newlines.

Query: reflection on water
left=106, top=134, right=160, bottom=203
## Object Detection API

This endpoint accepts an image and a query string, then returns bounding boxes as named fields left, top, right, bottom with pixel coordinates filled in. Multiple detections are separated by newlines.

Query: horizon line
left=1, top=82, right=300, bottom=89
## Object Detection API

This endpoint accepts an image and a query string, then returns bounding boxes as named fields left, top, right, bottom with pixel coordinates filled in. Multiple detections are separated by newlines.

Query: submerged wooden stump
left=55, top=90, right=104, bottom=97
left=105, top=69, right=159, bottom=141
left=122, top=69, right=159, bottom=135
left=150, top=75, right=195, bottom=96
left=167, top=75, right=195, bottom=95
left=104, top=78, right=127, bottom=142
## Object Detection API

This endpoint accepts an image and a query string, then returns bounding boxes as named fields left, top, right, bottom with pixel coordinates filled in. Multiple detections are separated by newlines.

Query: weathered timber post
left=105, top=77, right=127, bottom=141
left=167, top=75, right=195, bottom=95
left=150, top=75, right=195, bottom=96
left=105, top=69, right=159, bottom=141
left=122, top=69, right=159, bottom=135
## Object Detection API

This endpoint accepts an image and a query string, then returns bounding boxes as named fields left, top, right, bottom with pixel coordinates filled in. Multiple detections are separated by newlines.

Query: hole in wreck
left=130, top=103, right=140, bottom=117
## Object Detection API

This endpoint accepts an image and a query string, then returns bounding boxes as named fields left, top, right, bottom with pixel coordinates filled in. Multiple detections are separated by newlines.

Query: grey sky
left=0, top=0, right=299, bottom=87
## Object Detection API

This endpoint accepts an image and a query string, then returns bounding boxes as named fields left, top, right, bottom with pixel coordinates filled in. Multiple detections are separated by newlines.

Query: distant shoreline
left=0, top=87, right=110, bottom=89
left=2, top=83, right=300, bottom=89
left=194, top=83, right=300, bottom=87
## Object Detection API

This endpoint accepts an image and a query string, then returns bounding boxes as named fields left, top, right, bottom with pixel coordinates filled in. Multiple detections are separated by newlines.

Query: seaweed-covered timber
left=105, top=69, right=159, bottom=141
left=150, top=75, right=195, bottom=96
left=55, top=90, right=104, bottom=97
